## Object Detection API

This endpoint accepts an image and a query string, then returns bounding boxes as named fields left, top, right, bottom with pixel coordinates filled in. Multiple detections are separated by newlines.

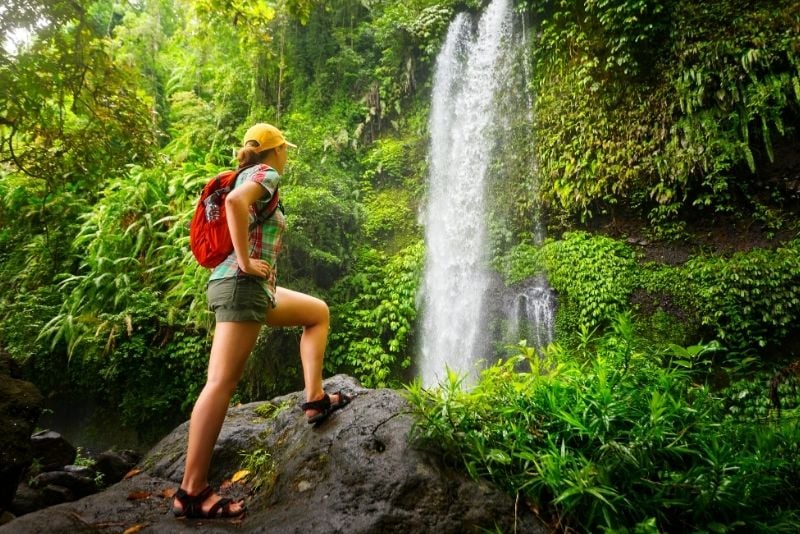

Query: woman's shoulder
left=246, top=164, right=280, bottom=189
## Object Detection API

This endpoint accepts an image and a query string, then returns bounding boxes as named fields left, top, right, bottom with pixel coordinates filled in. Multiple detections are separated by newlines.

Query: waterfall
left=504, top=278, right=556, bottom=351
left=419, top=0, right=515, bottom=386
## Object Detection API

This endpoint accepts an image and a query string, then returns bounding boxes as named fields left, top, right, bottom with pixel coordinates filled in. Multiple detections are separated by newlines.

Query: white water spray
left=504, top=278, right=556, bottom=351
left=419, top=0, right=515, bottom=386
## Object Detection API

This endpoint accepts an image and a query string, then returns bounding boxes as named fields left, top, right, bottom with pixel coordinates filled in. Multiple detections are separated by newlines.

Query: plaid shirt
left=209, top=164, right=285, bottom=305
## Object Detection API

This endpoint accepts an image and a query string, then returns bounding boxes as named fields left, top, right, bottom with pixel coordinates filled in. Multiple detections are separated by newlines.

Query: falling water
left=505, top=10, right=554, bottom=349
left=419, top=0, right=515, bottom=386
left=504, top=278, right=556, bottom=351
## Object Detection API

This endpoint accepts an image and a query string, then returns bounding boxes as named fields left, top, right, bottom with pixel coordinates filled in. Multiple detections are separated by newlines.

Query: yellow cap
left=242, top=123, right=297, bottom=152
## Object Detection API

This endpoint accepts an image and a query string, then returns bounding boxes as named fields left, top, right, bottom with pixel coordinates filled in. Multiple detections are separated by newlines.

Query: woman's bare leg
left=266, top=287, right=333, bottom=409
left=177, top=320, right=262, bottom=513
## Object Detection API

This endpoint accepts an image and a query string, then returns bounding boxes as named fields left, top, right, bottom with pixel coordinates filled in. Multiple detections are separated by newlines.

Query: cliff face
left=0, top=375, right=549, bottom=534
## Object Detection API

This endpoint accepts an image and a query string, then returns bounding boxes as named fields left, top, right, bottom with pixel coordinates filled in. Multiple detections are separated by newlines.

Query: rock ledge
left=0, top=375, right=548, bottom=533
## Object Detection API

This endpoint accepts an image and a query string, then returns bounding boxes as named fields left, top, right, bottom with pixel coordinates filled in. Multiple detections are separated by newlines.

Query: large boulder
left=0, top=347, right=43, bottom=513
left=94, top=450, right=140, bottom=485
left=29, top=430, right=76, bottom=473
left=0, top=375, right=549, bottom=533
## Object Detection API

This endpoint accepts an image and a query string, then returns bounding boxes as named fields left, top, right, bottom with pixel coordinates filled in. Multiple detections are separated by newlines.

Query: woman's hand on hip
left=238, top=258, right=271, bottom=278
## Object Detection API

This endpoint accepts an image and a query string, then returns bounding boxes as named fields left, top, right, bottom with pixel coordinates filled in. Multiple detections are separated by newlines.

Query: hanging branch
left=6, top=126, right=42, bottom=179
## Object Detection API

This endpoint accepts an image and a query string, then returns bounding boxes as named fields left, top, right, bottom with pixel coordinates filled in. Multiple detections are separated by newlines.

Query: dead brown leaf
left=161, top=487, right=177, bottom=499
left=123, top=524, right=148, bottom=534
left=126, top=491, right=151, bottom=501
left=123, top=468, right=142, bottom=479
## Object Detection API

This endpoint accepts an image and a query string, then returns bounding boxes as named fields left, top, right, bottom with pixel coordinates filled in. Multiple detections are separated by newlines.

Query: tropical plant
left=406, top=323, right=800, bottom=532
left=328, top=242, right=423, bottom=387
left=530, top=0, right=800, bottom=226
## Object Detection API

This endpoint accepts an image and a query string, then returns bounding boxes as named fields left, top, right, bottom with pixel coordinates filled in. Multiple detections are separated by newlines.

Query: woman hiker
left=171, top=123, right=352, bottom=519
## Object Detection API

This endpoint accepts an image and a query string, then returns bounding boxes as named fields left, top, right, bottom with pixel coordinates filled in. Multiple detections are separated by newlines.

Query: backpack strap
left=251, top=188, right=281, bottom=229
left=242, top=164, right=281, bottom=230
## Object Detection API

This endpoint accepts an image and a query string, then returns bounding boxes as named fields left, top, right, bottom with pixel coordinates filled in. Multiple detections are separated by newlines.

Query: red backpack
left=189, top=164, right=281, bottom=268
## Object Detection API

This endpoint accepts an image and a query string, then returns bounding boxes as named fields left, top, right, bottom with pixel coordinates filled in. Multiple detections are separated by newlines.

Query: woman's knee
left=203, top=375, right=239, bottom=398
left=316, top=299, right=330, bottom=326
left=303, top=294, right=329, bottom=326
left=268, top=288, right=330, bottom=329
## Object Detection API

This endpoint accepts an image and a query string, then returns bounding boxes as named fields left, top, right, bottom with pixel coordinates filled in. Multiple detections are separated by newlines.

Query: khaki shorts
left=207, top=276, right=272, bottom=323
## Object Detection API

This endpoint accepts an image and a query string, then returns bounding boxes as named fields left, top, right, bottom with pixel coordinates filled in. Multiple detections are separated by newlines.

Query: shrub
left=683, top=242, right=800, bottom=349
left=503, top=233, right=800, bottom=355
left=500, top=232, right=639, bottom=346
left=328, top=242, right=423, bottom=387
left=406, top=321, right=800, bottom=532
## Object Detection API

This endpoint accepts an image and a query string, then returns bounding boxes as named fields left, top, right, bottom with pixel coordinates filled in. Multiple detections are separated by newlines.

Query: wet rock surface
left=0, top=346, right=43, bottom=513
left=30, top=430, right=77, bottom=473
left=95, top=450, right=141, bottom=485
left=0, top=375, right=550, bottom=533
left=4, top=428, right=128, bottom=517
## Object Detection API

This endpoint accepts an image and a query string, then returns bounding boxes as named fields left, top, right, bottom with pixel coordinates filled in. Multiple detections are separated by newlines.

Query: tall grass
left=405, top=316, right=800, bottom=532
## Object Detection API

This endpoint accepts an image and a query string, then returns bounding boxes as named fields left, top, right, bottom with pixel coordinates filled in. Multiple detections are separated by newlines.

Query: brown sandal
left=172, top=485, right=245, bottom=519
left=300, top=390, right=353, bottom=426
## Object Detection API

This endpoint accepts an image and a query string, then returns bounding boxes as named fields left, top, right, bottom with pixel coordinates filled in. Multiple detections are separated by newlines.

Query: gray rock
left=0, top=346, right=43, bottom=511
left=39, top=485, right=74, bottom=507
left=62, top=465, right=95, bottom=478
left=29, top=471, right=96, bottom=497
left=30, top=430, right=76, bottom=472
left=95, top=450, right=139, bottom=484
left=9, top=484, right=44, bottom=517
left=0, top=511, right=13, bottom=526
left=0, top=375, right=549, bottom=533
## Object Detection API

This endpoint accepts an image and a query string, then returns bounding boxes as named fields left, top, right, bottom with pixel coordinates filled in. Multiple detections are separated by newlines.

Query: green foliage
left=503, top=232, right=800, bottom=355
left=530, top=0, right=800, bottom=225
left=357, top=134, right=424, bottom=251
left=237, top=328, right=303, bottom=403
left=635, top=239, right=800, bottom=352
left=0, top=0, right=159, bottom=363
left=0, top=285, right=61, bottom=363
left=0, top=14, right=156, bottom=182
left=286, top=0, right=455, bottom=143
left=329, top=242, right=423, bottom=387
left=682, top=241, right=800, bottom=349
left=361, top=188, right=416, bottom=248
left=0, top=0, right=82, bottom=43
left=73, top=447, right=106, bottom=488
left=253, top=400, right=291, bottom=419
left=37, top=164, right=184, bottom=358
left=494, top=241, right=542, bottom=285
left=540, top=231, right=640, bottom=326
left=406, top=327, right=800, bottom=532
left=280, top=184, right=360, bottom=288
left=501, top=232, right=638, bottom=340
left=109, top=329, right=210, bottom=430
left=239, top=447, right=276, bottom=492
left=723, top=370, right=799, bottom=422
left=3, top=155, right=220, bottom=432
left=0, top=0, right=425, bottom=440
left=533, top=0, right=671, bottom=79
left=633, top=262, right=700, bottom=346
left=370, top=1, right=454, bottom=116
left=73, top=447, right=94, bottom=468
left=360, top=137, right=413, bottom=189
